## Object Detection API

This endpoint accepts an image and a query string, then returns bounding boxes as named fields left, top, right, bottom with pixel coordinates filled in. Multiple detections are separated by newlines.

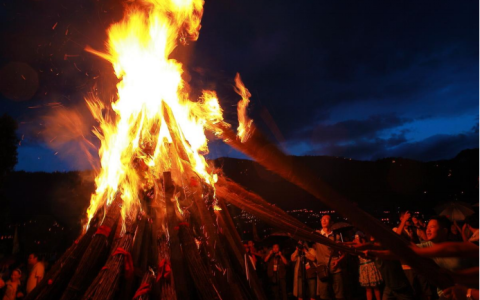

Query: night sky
left=0, top=0, right=478, bottom=172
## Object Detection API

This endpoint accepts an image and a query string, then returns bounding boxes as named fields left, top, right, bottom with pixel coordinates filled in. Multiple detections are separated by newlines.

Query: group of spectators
left=0, top=212, right=477, bottom=300
left=0, top=253, right=45, bottom=300
left=244, top=212, right=479, bottom=300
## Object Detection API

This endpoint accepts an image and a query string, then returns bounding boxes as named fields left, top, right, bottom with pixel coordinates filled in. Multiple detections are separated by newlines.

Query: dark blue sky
left=0, top=0, right=478, bottom=172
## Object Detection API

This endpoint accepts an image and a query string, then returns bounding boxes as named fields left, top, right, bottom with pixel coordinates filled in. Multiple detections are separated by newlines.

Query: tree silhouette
left=0, top=114, right=18, bottom=239
left=0, top=114, right=19, bottom=176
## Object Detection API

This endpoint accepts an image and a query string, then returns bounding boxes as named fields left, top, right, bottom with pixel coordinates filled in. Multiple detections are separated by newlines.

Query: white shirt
left=26, top=262, right=44, bottom=294
left=319, top=228, right=334, bottom=238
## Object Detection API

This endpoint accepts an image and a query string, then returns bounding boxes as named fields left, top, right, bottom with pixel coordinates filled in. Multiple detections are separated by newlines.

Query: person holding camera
left=291, top=241, right=317, bottom=300
left=264, top=244, right=288, bottom=300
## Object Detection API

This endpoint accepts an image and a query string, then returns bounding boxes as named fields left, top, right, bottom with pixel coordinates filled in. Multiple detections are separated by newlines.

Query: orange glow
left=234, top=73, right=254, bottom=143
left=85, top=0, right=225, bottom=225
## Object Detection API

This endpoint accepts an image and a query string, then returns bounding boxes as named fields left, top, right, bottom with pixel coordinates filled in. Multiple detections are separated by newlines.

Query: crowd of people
left=244, top=213, right=479, bottom=300
left=0, top=253, right=45, bottom=300
left=0, top=212, right=477, bottom=300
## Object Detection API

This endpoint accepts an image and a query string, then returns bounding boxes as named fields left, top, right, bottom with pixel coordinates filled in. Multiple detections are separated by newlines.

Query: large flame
left=85, top=0, right=224, bottom=224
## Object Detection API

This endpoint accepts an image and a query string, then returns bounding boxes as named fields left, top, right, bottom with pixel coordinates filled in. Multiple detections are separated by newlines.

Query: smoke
left=39, top=103, right=100, bottom=171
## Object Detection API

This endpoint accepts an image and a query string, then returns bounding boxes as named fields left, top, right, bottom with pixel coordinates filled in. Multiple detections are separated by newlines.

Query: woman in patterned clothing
left=355, top=233, right=382, bottom=300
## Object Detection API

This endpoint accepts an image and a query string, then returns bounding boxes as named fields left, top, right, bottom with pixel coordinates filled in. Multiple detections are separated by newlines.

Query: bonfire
left=25, top=0, right=453, bottom=299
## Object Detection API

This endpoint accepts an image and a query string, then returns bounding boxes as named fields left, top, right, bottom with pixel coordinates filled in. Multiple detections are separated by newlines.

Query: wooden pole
left=216, top=176, right=306, bottom=229
left=82, top=212, right=139, bottom=300
left=216, top=176, right=354, bottom=253
left=215, top=200, right=268, bottom=300
left=132, top=270, right=155, bottom=300
left=164, top=172, right=194, bottom=300
left=162, top=101, right=243, bottom=295
left=59, top=196, right=122, bottom=300
left=178, top=224, right=222, bottom=300
left=155, top=236, right=176, bottom=300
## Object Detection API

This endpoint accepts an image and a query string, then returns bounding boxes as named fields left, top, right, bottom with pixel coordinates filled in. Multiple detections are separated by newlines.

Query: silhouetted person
left=291, top=240, right=317, bottom=300
left=265, top=244, right=288, bottom=300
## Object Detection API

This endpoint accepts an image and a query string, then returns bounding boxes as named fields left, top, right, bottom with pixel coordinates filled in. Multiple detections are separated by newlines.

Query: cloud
left=287, top=114, right=412, bottom=159
left=385, top=130, right=410, bottom=147
left=300, top=135, right=406, bottom=160
left=301, top=126, right=478, bottom=162
left=381, top=131, right=479, bottom=161
left=304, top=114, right=411, bottom=145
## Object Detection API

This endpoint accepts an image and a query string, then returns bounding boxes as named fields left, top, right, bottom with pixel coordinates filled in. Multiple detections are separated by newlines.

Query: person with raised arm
left=265, top=244, right=288, bottom=300
left=292, top=240, right=317, bottom=300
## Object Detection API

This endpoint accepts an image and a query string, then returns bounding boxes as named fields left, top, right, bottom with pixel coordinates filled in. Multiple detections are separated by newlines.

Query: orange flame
left=234, top=73, right=254, bottom=143
left=85, top=0, right=225, bottom=225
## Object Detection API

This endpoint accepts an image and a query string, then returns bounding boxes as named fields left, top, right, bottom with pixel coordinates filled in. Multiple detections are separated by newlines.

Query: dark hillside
left=0, top=149, right=477, bottom=242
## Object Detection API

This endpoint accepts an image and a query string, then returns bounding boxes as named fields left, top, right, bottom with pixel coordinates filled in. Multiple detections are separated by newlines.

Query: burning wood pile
left=25, top=0, right=453, bottom=299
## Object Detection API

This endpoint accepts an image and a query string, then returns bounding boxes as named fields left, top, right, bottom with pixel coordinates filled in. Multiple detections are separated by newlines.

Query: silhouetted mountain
left=454, top=148, right=479, bottom=162
left=0, top=149, right=478, bottom=232
left=214, top=148, right=479, bottom=216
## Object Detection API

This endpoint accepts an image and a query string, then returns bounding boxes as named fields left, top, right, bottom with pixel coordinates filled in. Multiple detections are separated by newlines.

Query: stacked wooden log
left=28, top=102, right=421, bottom=299
left=25, top=103, right=273, bottom=300
left=27, top=159, right=367, bottom=300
